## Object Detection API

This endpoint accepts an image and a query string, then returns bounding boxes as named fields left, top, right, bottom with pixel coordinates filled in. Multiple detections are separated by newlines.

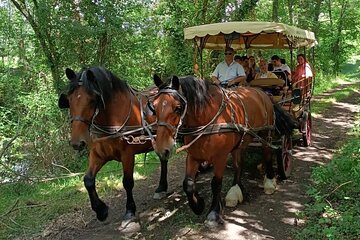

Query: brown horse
left=152, top=75, right=296, bottom=226
left=58, top=66, right=169, bottom=223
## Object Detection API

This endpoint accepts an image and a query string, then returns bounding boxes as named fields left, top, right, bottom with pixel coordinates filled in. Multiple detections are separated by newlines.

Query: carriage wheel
left=302, top=112, right=312, bottom=147
left=276, top=135, right=293, bottom=180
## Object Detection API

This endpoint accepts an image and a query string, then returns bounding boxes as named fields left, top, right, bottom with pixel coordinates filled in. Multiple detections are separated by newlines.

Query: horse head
left=152, top=74, right=186, bottom=159
left=58, top=67, right=108, bottom=150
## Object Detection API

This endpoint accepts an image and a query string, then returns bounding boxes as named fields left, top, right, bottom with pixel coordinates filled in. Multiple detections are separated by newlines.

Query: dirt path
left=35, top=81, right=360, bottom=240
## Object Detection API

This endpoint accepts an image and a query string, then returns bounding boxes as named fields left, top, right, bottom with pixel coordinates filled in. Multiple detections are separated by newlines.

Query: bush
left=296, top=113, right=360, bottom=240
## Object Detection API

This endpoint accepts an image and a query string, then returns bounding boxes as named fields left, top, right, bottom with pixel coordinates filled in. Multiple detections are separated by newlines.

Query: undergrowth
left=0, top=152, right=161, bottom=239
left=296, top=110, right=360, bottom=239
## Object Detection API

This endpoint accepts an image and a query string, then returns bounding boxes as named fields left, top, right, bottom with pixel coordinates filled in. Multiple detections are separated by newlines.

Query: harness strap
left=177, top=87, right=278, bottom=152
left=176, top=85, right=226, bottom=152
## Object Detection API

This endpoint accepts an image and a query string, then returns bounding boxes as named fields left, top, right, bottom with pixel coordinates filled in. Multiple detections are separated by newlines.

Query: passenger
left=255, top=59, right=278, bottom=79
left=211, top=47, right=246, bottom=87
left=280, top=58, right=286, bottom=64
left=271, top=55, right=292, bottom=81
left=239, top=56, right=255, bottom=84
left=234, top=55, right=242, bottom=65
left=249, top=55, right=260, bottom=73
left=292, top=54, right=313, bottom=88
left=246, top=56, right=257, bottom=83
left=255, top=59, right=283, bottom=96
left=268, top=63, right=274, bottom=71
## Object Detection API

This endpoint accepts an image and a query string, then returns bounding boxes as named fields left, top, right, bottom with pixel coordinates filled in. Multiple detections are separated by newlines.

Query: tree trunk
left=332, top=0, right=348, bottom=74
left=287, top=0, right=294, bottom=25
left=272, top=0, right=279, bottom=22
left=312, top=0, right=323, bottom=36
left=10, top=0, right=62, bottom=92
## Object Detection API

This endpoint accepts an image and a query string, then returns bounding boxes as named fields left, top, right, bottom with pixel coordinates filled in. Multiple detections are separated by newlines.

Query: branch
left=329, top=180, right=353, bottom=195
left=0, top=199, right=19, bottom=218
left=51, top=162, right=73, bottom=174
left=0, top=134, right=18, bottom=160
left=207, top=0, right=225, bottom=23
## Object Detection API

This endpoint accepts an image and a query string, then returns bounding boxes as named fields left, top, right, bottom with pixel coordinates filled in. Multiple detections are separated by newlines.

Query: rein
left=71, top=77, right=157, bottom=144
left=175, top=85, right=227, bottom=152
left=90, top=87, right=158, bottom=144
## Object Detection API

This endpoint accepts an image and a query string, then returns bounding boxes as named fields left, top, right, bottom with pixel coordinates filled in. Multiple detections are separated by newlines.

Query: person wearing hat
left=211, top=47, right=246, bottom=87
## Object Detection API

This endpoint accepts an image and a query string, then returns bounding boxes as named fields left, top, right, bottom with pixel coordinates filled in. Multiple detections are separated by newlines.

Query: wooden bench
left=250, top=78, right=285, bottom=87
left=250, top=78, right=285, bottom=103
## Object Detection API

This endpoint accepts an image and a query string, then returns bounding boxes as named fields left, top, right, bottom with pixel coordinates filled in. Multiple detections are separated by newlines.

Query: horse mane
left=68, top=66, right=129, bottom=104
left=178, top=76, right=211, bottom=112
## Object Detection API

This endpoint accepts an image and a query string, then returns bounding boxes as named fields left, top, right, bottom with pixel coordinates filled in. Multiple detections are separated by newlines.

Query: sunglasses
left=224, top=52, right=233, bottom=55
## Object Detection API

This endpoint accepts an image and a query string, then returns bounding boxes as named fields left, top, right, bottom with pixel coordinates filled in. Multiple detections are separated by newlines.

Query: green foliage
left=0, top=154, right=162, bottom=238
left=296, top=111, right=360, bottom=240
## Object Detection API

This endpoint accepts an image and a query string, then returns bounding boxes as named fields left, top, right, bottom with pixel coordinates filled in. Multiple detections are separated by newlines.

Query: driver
left=211, top=47, right=246, bottom=87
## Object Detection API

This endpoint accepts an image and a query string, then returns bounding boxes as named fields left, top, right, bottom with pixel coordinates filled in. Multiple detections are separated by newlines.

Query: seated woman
left=255, top=59, right=278, bottom=79
left=292, top=54, right=313, bottom=89
left=255, top=59, right=283, bottom=96
left=246, top=56, right=257, bottom=83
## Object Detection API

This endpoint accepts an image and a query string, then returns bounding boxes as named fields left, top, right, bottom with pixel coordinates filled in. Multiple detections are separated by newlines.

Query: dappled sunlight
left=283, top=200, right=303, bottom=213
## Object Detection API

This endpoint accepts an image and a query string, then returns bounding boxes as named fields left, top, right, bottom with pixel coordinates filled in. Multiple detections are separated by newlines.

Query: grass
left=312, top=84, right=359, bottom=114
left=295, top=57, right=360, bottom=239
left=295, top=111, right=360, bottom=240
left=0, top=151, right=162, bottom=239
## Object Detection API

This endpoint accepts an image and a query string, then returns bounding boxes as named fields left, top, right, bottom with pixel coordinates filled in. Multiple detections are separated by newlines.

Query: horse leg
left=121, top=154, right=136, bottom=221
left=225, top=148, right=245, bottom=207
left=153, top=156, right=168, bottom=199
left=183, top=155, right=204, bottom=215
left=263, top=145, right=277, bottom=194
left=84, top=153, right=108, bottom=221
left=206, top=157, right=227, bottom=226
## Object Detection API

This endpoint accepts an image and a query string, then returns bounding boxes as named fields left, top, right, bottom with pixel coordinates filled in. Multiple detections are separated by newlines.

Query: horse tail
left=273, top=103, right=299, bottom=135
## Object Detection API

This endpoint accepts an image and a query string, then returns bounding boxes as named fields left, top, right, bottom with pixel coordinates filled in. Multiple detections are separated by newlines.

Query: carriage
left=183, top=21, right=317, bottom=179
left=58, top=21, right=317, bottom=227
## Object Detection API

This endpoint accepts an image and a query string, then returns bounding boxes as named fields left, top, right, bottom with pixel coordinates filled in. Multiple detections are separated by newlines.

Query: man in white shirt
left=271, top=55, right=292, bottom=81
left=211, top=47, right=246, bottom=87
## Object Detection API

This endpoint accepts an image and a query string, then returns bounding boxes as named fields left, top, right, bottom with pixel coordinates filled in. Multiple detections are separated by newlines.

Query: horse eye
left=174, top=106, right=182, bottom=114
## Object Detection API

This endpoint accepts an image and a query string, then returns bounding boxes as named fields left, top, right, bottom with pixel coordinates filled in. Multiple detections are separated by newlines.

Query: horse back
left=230, top=87, right=274, bottom=128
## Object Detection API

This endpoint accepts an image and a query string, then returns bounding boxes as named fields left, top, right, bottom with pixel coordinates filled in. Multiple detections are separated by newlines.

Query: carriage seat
left=250, top=78, right=285, bottom=87
left=250, top=78, right=285, bottom=103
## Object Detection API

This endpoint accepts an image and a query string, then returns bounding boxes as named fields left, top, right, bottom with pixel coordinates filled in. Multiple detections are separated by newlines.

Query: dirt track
left=35, top=81, right=360, bottom=240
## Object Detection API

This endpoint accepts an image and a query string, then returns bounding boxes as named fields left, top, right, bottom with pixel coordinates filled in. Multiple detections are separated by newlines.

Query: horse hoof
left=225, top=185, right=243, bottom=207
left=153, top=191, right=167, bottom=200
left=118, top=219, right=141, bottom=233
left=204, top=211, right=223, bottom=228
left=264, top=177, right=277, bottom=195
left=96, top=205, right=109, bottom=221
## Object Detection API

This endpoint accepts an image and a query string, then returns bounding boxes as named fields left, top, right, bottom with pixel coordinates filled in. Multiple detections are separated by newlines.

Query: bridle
left=68, top=71, right=103, bottom=128
left=153, top=87, right=188, bottom=141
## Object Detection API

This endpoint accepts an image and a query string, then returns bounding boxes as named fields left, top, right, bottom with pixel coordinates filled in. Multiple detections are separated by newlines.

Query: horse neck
left=96, top=90, right=143, bottom=126
left=184, top=86, right=223, bottom=127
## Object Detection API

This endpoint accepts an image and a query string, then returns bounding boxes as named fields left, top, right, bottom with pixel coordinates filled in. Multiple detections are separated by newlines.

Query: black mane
left=178, top=76, right=211, bottom=110
left=68, top=66, right=129, bottom=104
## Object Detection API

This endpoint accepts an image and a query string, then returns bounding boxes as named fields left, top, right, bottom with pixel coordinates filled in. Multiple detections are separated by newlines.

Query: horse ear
left=65, top=68, right=76, bottom=81
left=171, top=76, right=180, bottom=90
left=58, top=93, right=69, bottom=109
left=86, top=69, right=95, bottom=82
left=153, top=74, right=163, bottom=87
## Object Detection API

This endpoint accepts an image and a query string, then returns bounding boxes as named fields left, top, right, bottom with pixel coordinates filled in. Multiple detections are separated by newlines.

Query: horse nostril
left=164, top=149, right=170, bottom=159
left=70, top=140, right=87, bottom=150
left=79, top=140, right=86, bottom=148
